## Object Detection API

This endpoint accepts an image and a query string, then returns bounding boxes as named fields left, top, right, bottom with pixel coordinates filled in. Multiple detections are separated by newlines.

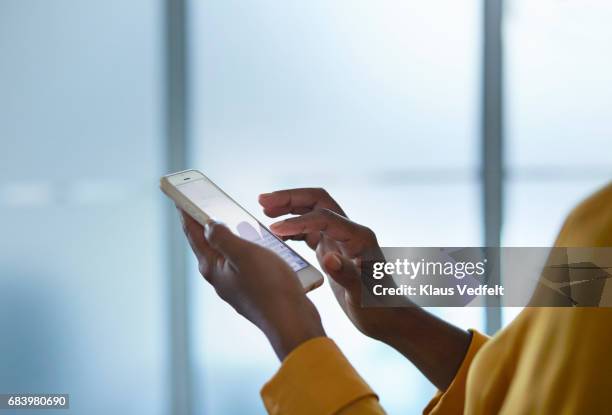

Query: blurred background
left=1, top=0, right=610, bottom=414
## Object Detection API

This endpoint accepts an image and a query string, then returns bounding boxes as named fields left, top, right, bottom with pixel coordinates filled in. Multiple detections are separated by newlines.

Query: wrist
left=373, top=307, right=421, bottom=344
left=262, top=297, right=326, bottom=361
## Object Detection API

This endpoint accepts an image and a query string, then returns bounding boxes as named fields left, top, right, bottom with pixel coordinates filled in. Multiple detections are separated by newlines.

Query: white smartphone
left=160, top=169, right=324, bottom=292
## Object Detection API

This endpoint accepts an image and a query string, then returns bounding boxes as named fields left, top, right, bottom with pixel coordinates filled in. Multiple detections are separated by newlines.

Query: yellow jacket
left=261, top=183, right=612, bottom=414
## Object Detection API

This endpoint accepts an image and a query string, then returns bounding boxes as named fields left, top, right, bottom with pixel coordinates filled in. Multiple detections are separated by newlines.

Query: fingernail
left=328, top=254, right=342, bottom=271
left=204, top=220, right=216, bottom=237
left=259, top=192, right=273, bottom=199
left=270, top=221, right=283, bottom=229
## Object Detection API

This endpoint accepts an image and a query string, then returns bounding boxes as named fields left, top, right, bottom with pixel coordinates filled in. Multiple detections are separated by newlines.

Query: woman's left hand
left=178, top=210, right=325, bottom=360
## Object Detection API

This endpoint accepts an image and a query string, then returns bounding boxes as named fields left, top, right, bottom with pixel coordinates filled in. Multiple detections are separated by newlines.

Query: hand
left=258, top=189, right=472, bottom=391
left=258, top=188, right=391, bottom=340
left=178, top=210, right=325, bottom=360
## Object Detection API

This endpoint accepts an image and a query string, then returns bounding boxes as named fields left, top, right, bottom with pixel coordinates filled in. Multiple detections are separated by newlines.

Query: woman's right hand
left=258, top=188, right=391, bottom=340
left=259, top=188, right=473, bottom=391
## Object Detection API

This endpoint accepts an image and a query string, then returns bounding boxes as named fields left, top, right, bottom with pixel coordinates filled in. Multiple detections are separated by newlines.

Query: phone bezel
left=160, top=169, right=324, bottom=292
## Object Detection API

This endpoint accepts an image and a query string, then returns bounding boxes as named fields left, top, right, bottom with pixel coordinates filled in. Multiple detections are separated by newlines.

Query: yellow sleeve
left=554, top=182, right=612, bottom=247
left=261, top=337, right=385, bottom=415
left=422, top=329, right=489, bottom=415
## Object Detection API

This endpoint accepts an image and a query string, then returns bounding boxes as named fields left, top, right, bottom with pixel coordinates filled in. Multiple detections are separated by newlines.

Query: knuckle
left=316, top=187, right=330, bottom=198
left=360, top=226, right=377, bottom=242
left=318, top=207, right=334, bottom=218
left=207, top=223, right=223, bottom=241
left=198, top=261, right=210, bottom=278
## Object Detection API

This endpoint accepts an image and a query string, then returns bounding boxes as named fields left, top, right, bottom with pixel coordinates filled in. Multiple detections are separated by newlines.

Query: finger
left=283, top=232, right=321, bottom=250
left=270, top=209, right=362, bottom=243
left=280, top=234, right=306, bottom=242
left=204, top=221, right=258, bottom=266
left=322, top=252, right=362, bottom=299
left=258, top=188, right=344, bottom=218
left=178, top=210, right=218, bottom=277
left=179, top=210, right=213, bottom=259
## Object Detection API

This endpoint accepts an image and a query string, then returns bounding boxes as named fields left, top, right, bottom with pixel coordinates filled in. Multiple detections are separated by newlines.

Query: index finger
left=258, top=188, right=344, bottom=218
left=270, top=209, right=362, bottom=243
left=178, top=209, right=216, bottom=265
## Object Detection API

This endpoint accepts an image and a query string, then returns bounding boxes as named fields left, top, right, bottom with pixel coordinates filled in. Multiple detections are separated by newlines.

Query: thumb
left=322, top=252, right=362, bottom=297
left=205, top=221, right=254, bottom=264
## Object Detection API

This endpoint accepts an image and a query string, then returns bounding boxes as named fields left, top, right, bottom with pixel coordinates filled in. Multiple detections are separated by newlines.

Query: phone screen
left=176, top=178, right=309, bottom=272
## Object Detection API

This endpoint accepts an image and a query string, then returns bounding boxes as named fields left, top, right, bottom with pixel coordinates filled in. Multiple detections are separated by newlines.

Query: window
left=188, top=1, right=482, bottom=413
left=0, top=1, right=166, bottom=413
left=502, top=0, right=612, bottom=324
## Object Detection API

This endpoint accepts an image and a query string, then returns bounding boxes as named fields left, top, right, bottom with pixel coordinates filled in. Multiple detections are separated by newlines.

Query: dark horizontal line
left=549, top=265, right=612, bottom=270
